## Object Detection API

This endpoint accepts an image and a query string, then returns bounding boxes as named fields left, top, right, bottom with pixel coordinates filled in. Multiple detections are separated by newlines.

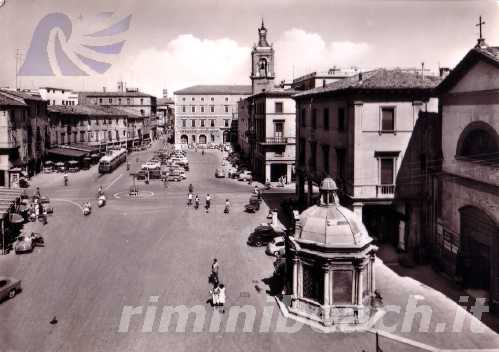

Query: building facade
left=435, top=42, right=499, bottom=309
left=174, top=85, right=251, bottom=145
left=293, top=69, right=440, bottom=254
left=157, top=97, right=175, bottom=140
left=0, top=90, right=49, bottom=186
left=47, top=105, right=144, bottom=150
left=78, top=89, right=156, bottom=141
left=39, top=87, right=78, bottom=106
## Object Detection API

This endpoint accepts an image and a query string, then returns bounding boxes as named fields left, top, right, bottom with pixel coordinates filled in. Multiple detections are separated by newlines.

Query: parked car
left=0, top=277, right=21, bottom=301
left=14, top=233, right=44, bottom=254
left=215, top=168, right=225, bottom=178
left=266, top=236, right=285, bottom=256
left=247, top=224, right=283, bottom=247
left=238, top=170, right=253, bottom=181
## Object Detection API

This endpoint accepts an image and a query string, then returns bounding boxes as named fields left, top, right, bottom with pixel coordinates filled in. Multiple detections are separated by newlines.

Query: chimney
left=439, top=67, right=451, bottom=78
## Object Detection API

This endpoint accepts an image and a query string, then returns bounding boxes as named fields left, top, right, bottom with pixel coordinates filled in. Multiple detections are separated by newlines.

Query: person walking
left=205, top=193, right=211, bottom=213
left=211, top=258, right=219, bottom=286
left=194, top=194, right=200, bottom=209
left=188, top=183, right=193, bottom=194
left=187, top=192, right=193, bottom=207
left=210, top=284, right=220, bottom=311
left=224, top=199, right=230, bottom=214
left=218, top=284, right=226, bottom=313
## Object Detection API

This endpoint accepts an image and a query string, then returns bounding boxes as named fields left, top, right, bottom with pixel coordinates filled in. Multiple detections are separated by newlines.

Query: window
left=182, top=106, right=186, bottom=113
left=103, top=119, right=107, bottom=125
left=201, top=120, right=205, bottom=127
left=211, top=120, right=215, bottom=127
left=274, top=121, right=284, bottom=138
left=210, top=105, right=214, bottom=113
left=332, top=271, right=353, bottom=304
left=118, top=98, right=122, bottom=105
left=191, top=120, right=195, bottom=127
left=322, top=144, right=330, bottom=172
left=140, top=98, right=144, bottom=105
left=224, top=105, right=229, bottom=113
left=99, top=98, right=103, bottom=104
left=88, top=131, right=92, bottom=141
left=80, top=120, right=84, bottom=127
left=109, top=98, right=112, bottom=104
left=338, top=108, right=345, bottom=132
left=211, top=97, right=214, bottom=101
left=457, top=122, right=499, bottom=162
left=380, top=158, right=394, bottom=185
left=108, top=131, right=112, bottom=141
left=302, top=264, right=324, bottom=304
left=309, top=142, right=317, bottom=169
left=80, top=131, right=85, bottom=142
left=323, top=108, right=330, bottom=130
left=182, top=97, right=186, bottom=101
left=224, top=119, right=230, bottom=128
left=192, top=97, right=195, bottom=101
left=211, top=134, right=215, bottom=142
left=201, top=106, right=205, bottom=113
left=127, top=98, right=131, bottom=105
left=300, top=108, right=306, bottom=127
left=182, top=120, right=186, bottom=128
left=381, top=107, right=395, bottom=132
left=311, top=108, right=317, bottom=129
left=201, top=97, right=205, bottom=102
left=275, top=102, right=283, bottom=113
left=192, top=106, right=196, bottom=113
left=225, top=97, right=229, bottom=102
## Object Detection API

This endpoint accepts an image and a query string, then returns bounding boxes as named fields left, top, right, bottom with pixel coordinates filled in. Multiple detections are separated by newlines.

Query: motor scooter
left=83, top=204, right=91, bottom=216
left=98, top=195, right=106, bottom=207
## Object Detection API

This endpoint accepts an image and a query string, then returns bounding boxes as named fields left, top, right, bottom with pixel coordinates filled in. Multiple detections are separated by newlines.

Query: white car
left=238, top=170, right=253, bottom=181
left=142, top=161, right=160, bottom=170
left=265, top=236, right=285, bottom=257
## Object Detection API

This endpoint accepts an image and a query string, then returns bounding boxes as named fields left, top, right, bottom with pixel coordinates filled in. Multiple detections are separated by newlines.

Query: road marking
left=104, top=174, right=123, bottom=191
left=51, top=198, right=84, bottom=211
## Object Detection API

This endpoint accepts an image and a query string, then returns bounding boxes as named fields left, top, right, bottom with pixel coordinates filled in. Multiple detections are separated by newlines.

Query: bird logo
left=18, top=12, right=132, bottom=76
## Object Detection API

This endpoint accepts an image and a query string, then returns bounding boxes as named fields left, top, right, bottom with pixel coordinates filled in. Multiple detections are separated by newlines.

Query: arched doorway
left=180, top=135, right=188, bottom=144
left=223, top=130, right=230, bottom=143
left=191, top=135, right=196, bottom=144
left=198, top=134, right=207, bottom=144
left=459, top=206, right=499, bottom=302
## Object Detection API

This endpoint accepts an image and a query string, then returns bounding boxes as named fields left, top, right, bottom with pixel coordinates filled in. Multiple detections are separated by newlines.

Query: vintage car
left=14, top=233, right=44, bottom=254
left=215, top=168, right=225, bottom=178
left=247, top=224, right=284, bottom=247
left=0, top=276, right=21, bottom=301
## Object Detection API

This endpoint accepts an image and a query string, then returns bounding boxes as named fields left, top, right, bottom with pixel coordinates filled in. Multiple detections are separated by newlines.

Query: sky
left=0, top=0, right=498, bottom=97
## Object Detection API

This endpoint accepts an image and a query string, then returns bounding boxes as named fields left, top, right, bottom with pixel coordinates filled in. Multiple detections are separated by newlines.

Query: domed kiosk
left=282, top=177, right=378, bottom=326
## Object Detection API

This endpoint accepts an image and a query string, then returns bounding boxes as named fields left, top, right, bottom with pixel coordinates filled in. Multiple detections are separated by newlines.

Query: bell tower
left=251, top=20, right=275, bottom=95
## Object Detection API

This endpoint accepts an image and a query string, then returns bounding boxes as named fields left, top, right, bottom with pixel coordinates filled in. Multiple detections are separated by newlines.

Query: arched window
left=456, top=121, right=499, bottom=162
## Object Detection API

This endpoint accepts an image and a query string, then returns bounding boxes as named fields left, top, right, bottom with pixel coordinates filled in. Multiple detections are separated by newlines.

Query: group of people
left=209, top=258, right=226, bottom=313
left=186, top=184, right=230, bottom=214
left=30, top=187, right=47, bottom=224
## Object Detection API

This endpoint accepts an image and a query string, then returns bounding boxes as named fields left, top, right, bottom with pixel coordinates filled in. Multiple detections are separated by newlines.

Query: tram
left=98, top=149, right=127, bottom=174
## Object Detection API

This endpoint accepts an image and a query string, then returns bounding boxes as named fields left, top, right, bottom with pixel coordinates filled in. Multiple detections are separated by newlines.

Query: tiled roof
left=78, top=91, right=154, bottom=98
left=250, top=87, right=298, bottom=99
left=157, top=97, right=174, bottom=106
left=0, top=89, right=44, bottom=101
left=0, top=91, right=27, bottom=107
left=293, top=69, right=442, bottom=98
left=174, top=85, right=252, bottom=95
left=437, top=45, right=499, bottom=94
left=48, top=105, right=146, bottom=119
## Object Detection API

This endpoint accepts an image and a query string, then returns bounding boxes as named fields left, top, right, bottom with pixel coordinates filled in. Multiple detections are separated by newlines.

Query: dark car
left=0, top=277, right=21, bottom=301
left=247, top=224, right=284, bottom=247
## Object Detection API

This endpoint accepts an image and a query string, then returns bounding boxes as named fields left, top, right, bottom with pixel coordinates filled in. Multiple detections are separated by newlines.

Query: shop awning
left=47, top=148, right=88, bottom=159
left=0, top=187, right=23, bottom=219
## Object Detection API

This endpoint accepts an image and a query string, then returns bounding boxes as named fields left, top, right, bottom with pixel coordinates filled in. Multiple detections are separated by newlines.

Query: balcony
left=350, top=184, right=396, bottom=199
left=259, top=136, right=295, bottom=145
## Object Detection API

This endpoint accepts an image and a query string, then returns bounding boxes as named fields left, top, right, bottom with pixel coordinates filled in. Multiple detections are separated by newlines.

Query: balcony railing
left=376, top=184, right=396, bottom=197
left=260, top=136, right=295, bottom=145
left=349, top=184, right=396, bottom=199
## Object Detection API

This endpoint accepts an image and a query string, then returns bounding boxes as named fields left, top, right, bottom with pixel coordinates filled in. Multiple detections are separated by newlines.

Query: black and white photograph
left=1, top=0, right=499, bottom=351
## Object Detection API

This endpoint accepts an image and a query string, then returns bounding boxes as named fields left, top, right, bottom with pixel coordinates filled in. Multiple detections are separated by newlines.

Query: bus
left=98, top=149, right=127, bottom=174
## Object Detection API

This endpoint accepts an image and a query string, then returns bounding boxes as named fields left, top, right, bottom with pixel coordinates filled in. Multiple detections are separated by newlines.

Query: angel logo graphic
left=18, top=12, right=132, bottom=76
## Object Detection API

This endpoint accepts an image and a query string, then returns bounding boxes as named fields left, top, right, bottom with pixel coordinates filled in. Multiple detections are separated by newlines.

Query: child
left=218, top=284, right=226, bottom=313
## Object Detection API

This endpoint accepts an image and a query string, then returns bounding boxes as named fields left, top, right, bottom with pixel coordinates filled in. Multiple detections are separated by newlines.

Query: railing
left=261, top=136, right=291, bottom=144
left=350, top=184, right=396, bottom=199
left=376, top=184, right=395, bottom=197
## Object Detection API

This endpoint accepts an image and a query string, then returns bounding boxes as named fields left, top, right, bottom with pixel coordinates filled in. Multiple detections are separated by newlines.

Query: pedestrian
left=210, top=284, right=220, bottom=311
left=205, top=193, right=211, bottom=213
left=188, top=183, right=193, bottom=194
left=194, top=194, right=200, bottom=209
left=163, top=176, right=168, bottom=188
left=211, top=258, right=219, bottom=286
left=187, top=192, right=193, bottom=207
left=35, top=187, right=41, bottom=199
left=218, top=284, right=226, bottom=313
left=224, top=199, right=230, bottom=214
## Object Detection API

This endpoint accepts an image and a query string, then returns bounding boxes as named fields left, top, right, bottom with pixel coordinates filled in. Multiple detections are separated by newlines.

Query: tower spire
left=475, top=15, right=487, bottom=48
